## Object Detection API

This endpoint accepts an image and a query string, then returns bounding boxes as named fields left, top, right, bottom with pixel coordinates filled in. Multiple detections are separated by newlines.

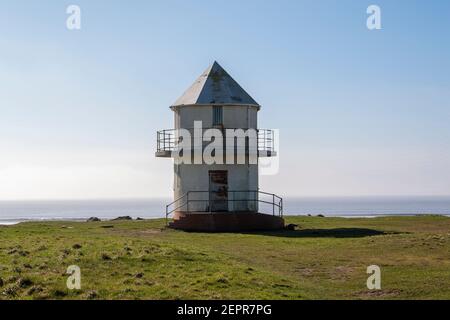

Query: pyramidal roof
left=172, top=61, right=260, bottom=107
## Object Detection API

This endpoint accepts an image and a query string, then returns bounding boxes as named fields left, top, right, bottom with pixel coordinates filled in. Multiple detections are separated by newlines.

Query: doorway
left=209, top=170, right=228, bottom=212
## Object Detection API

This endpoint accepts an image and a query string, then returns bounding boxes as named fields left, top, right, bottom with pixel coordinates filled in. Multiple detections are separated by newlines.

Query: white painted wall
left=174, top=105, right=258, bottom=129
left=172, top=105, right=260, bottom=212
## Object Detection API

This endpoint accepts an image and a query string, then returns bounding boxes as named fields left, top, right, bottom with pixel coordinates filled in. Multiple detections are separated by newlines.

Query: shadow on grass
left=243, top=228, right=398, bottom=238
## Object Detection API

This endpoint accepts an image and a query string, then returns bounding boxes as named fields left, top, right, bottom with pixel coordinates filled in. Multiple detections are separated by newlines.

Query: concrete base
left=169, top=212, right=285, bottom=232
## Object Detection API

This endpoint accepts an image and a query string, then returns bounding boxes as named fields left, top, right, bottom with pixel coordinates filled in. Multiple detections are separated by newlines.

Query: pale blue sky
left=1, top=1, right=449, bottom=200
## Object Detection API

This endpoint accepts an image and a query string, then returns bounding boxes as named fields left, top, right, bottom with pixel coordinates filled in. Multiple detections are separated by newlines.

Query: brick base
left=169, top=212, right=285, bottom=232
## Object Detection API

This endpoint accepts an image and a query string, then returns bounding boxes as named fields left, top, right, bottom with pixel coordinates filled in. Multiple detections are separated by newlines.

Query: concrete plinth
left=169, top=212, right=285, bottom=232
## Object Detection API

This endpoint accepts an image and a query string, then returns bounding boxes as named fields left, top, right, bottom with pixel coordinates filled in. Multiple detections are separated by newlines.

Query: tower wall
left=174, top=164, right=258, bottom=212
left=172, top=105, right=259, bottom=212
left=174, top=105, right=258, bottom=129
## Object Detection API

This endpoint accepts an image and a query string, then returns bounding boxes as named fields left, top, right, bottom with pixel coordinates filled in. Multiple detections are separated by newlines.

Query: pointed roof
left=172, top=61, right=260, bottom=107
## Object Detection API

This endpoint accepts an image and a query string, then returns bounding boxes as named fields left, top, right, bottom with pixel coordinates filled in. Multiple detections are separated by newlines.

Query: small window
left=213, top=106, right=223, bottom=126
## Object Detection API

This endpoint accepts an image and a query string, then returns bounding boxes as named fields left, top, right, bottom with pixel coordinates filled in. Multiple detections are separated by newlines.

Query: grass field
left=0, top=215, right=449, bottom=300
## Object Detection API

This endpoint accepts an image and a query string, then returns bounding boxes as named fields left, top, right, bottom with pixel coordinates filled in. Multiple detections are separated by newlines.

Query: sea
left=0, top=196, right=449, bottom=225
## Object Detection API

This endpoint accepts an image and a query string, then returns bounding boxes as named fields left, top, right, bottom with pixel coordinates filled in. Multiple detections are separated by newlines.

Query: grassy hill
left=0, top=215, right=449, bottom=300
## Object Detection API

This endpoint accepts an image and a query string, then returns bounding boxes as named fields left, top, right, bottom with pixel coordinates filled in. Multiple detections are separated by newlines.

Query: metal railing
left=258, top=129, right=275, bottom=153
left=165, top=190, right=283, bottom=225
left=156, top=128, right=275, bottom=154
left=157, top=129, right=176, bottom=153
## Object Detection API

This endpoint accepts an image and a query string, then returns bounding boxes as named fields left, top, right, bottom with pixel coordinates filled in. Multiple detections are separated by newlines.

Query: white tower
left=156, top=62, right=283, bottom=231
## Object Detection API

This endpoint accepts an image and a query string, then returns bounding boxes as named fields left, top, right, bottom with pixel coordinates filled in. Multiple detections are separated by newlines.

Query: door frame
left=208, top=170, right=229, bottom=212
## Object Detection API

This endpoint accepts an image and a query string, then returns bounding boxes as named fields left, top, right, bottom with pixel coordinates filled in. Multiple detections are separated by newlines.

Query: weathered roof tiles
left=172, top=61, right=260, bottom=107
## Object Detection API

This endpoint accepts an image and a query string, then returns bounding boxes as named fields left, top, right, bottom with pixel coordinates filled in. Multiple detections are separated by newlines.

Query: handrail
left=165, top=193, right=188, bottom=226
left=165, top=190, right=283, bottom=225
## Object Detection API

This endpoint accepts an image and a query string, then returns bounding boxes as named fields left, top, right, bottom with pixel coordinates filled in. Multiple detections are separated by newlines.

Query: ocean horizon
left=0, top=196, right=449, bottom=225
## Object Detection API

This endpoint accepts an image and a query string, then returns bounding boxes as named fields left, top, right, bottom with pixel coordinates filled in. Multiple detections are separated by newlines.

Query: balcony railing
left=156, top=128, right=276, bottom=155
left=156, top=129, right=176, bottom=153
left=165, top=190, right=283, bottom=224
left=257, top=129, right=275, bottom=153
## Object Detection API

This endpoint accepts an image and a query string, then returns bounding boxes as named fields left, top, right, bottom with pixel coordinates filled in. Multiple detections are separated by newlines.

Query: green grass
left=0, top=215, right=449, bottom=300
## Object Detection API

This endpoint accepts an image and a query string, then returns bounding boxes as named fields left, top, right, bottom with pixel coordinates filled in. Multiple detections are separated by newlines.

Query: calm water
left=0, top=196, right=449, bottom=225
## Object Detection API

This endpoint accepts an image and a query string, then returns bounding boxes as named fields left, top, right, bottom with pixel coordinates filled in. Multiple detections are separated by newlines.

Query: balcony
left=155, top=129, right=176, bottom=157
left=156, top=128, right=277, bottom=158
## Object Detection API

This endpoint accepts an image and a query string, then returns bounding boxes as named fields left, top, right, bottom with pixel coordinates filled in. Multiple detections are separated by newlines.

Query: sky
left=0, top=0, right=449, bottom=200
